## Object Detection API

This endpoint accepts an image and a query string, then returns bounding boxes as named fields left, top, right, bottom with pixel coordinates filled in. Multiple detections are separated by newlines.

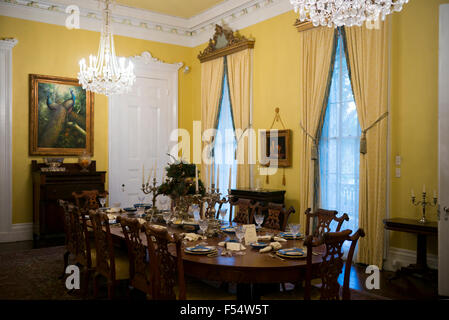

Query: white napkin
left=107, top=214, right=117, bottom=220
left=106, top=208, right=121, bottom=213
left=218, top=241, right=245, bottom=251
left=273, top=236, right=287, bottom=242
left=182, top=233, right=206, bottom=242
left=259, top=241, right=282, bottom=253
left=137, top=218, right=146, bottom=225
left=257, top=235, right=272, bottom=241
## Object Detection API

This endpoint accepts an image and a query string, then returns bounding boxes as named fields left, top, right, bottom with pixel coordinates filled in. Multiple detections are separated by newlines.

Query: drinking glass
left=288, top=223, right=301, bottom=240
left=199, top=219, right=209, bottom=236
left=219, top=208, right=227, bottom=223
left=235, top=225, right=245, bottom=249
left=137, top=195, right=145, bottom=203
left=162, top=210, right=172, bottom=225
left=159, top=197, right=168, bottom=211
left=192, top=205, right=201, bottom=221
left=99, top=197, right=107, bottom=208
left=254, top=213, right=264, bottom=229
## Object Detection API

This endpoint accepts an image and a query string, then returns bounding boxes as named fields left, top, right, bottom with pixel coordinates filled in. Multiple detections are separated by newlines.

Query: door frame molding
left=0, top=39, right=18, bottom=242
left=108, top=51, right=183, bottom=203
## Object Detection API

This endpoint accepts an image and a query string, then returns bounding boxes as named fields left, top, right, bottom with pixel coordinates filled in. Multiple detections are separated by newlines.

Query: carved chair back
left=304, top=208, right=349, bottom=237
left=143, top=223, right=185, bottom=300
left=73, top=190, right=108, bottom=211
left=117, top=216, right=151, bottom=296
left=88, top=210, right=117, bottom=281
left=59, top=199, right=76, bottom=254
left=254, top=202, right=295, bottom=231
left=229, top=198, right=256, bottom=224
left=70, top=205, right=93, bottom=268
left=304, top=228, right=365, bottom=300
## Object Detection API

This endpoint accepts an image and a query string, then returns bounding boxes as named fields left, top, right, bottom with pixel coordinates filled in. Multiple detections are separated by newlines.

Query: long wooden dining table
left=108, top=220, right=324, bottom=300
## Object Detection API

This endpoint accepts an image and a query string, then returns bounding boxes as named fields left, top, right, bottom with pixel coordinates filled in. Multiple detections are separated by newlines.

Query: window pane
left=213, top=71, right=237, bottom=220
left=318, top=34, right=361, bottom=252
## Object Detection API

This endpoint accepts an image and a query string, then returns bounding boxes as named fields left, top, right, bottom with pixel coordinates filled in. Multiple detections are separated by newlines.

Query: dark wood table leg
left=236, top=283, right=261, bottom=301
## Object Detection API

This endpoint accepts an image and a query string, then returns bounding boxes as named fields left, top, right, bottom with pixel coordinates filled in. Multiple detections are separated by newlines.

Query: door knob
left=121, top=184, right=125, bottom=192
left=444, top=207, right=449, bottom=221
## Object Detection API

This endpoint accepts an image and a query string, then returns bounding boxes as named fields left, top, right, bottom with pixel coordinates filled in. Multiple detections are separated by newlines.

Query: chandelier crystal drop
left=78, top=0, right=135, bottom=96
left=289, top=0, right=409, bottom=28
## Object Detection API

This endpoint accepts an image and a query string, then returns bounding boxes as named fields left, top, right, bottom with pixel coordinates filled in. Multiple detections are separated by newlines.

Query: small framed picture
left=29, top=74, right=94, bottom=156
left=260, top=129, right=292, bottom=167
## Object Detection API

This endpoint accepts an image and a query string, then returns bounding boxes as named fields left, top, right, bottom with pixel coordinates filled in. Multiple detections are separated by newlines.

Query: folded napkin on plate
left=257, top=235, right=287, bottom=242
left=218, top=241, right=246, bottom=251
left=107, top=214, right=117, bottom=220
left=106, top=208, right=121, bottom=213
left=182, top=233, right=206, bottom=242
left=259, top=241, right=282, bottom=253
left=137, top=218, right=146, bottom=225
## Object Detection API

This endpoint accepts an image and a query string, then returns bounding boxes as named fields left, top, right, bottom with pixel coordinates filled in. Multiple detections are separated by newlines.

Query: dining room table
left=104, top=214, right=325, bottom=300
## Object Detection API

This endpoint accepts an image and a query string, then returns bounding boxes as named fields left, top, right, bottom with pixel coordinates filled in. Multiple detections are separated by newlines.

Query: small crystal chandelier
left=78, top=0, right=135, bottom=95
left=290, top=0, right=409, bottom=28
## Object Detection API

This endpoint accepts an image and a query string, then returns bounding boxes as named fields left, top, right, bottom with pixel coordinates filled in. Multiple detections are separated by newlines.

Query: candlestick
left=147, top=166, right=152, bottom=184
left=142, top=164, right=145, bottom=185
left=195, top=165, right=199, bottom=193
left=211, top=161, right=215, bottom=190
left=411, top=189, right=438, bottom=223
left=411, top=189, right=415, bottom=198
left=228, top=165, right=232, bottom=192
left=423, top=184, right=426, bottom=193
left=216, top=164, right=220, bottom=192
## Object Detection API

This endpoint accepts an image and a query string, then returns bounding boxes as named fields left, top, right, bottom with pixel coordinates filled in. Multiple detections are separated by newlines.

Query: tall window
left=319, top=33, right=361, bottom=241
left=214, top=69, right=237, bottom=219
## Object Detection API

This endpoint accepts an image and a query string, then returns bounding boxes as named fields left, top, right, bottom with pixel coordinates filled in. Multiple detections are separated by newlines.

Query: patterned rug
left=0, top=245, right=386, bottom=300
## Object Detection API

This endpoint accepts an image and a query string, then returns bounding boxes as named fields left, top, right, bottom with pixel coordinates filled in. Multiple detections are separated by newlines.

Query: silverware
left=269, top=253, right=286, bottom=261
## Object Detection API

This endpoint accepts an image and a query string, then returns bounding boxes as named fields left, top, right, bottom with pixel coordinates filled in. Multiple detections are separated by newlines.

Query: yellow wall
left=1, top=0, right=446, bottom=255
left=0, top=16, right=195, bottom=224
left=187, top=0, right=446, bottom=254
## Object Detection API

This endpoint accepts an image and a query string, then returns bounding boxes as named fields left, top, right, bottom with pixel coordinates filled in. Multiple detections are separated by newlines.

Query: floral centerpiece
left=157, top=158, right=205, bottom=220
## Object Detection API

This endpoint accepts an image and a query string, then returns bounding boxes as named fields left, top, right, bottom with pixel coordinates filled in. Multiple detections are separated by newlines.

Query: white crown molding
left=0, top=0, right=293, bottom=47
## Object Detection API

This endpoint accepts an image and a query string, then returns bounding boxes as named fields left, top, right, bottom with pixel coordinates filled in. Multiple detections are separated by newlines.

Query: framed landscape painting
left=29, top=74, right=94, bottom=156
left=260, top=129, right=292, bottom=167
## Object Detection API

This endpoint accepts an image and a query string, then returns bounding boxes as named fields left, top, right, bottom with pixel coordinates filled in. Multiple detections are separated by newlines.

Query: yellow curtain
left=201, top=57, right=224, bottom=188
left=227, top=49, right=252, bottom=189
left=298, top=27, right=336, bottom=234
left=344, top=20, right=390, bottom=268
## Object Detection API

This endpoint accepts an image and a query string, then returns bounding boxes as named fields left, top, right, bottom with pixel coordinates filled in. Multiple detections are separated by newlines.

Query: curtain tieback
left=300, top=123, right=318, bottom=160
left=360, top=112, right=388, bottom=154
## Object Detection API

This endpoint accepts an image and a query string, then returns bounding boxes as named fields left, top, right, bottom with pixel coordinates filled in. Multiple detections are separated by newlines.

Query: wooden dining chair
left=89, top=210, right=130, bottom=299
left=143, top=223, right=186, bottom=300
left=117, top=216, right=152, bottom=299
left=58, top=200, right=76, bottom=278
left=229, top=198, right=256, bottom=224
left=304, top=208, right=349, bottom=238
left=254, top=202, right=296, bottom=231
left=304, top=228, right=365, bottom=300
left=72, top=190, right=108, bottom=211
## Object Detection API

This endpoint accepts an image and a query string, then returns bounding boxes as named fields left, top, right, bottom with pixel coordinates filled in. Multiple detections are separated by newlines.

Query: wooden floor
left=0, top=241, right=439, bottom=300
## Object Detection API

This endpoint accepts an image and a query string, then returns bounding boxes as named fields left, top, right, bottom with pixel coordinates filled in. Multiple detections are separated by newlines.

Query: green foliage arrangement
left=157, top=159, right=206, bottom=198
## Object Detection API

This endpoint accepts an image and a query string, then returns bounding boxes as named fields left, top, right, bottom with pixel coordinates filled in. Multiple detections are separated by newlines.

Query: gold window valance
left=294, top=19, right=316, bottom=32
left=197, top=25, right=255, bottom=63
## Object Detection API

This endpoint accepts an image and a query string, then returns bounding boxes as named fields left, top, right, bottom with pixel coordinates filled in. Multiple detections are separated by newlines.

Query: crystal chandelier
left=78, top=0, right=135, bottom=95
left=290, top=0, right=409, bottom=28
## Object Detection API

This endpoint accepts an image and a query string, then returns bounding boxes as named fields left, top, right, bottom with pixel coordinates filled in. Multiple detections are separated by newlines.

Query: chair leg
left=59, top=251, right=70, bottom=279
left=82, top=268, right=91, bottom=299
left=107, top=281, right=115, bottom=300
left=93, top=273, right=100, bottom=299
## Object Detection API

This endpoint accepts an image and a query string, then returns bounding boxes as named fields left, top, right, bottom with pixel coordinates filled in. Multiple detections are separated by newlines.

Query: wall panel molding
left=0, top=38, right=18, bottom=243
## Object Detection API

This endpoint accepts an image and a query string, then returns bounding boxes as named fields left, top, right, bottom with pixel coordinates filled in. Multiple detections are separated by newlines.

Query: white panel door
left=439, top=4, right=449, bottom=297
left=109, top=52, right=181, bottom=208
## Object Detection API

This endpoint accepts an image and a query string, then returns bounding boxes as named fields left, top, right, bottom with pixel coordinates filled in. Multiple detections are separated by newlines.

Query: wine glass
left=99, top=197, right=107, bottom=209
left=198, top=219, right=208, bottom=237
left=288, top=223, right=301, bottom=240
left=192, top=205, right=201, bottom=221
left=159, top=197, right=168, bottom=211
left=254, top=213, right=264, bottom=229
left=235, top=225, right=245, bottom=249
left=137, top=195, right=145, bottom=204
left=162, top=210, right=172, bottom=225
left=219, top=208, right=227, bottom=223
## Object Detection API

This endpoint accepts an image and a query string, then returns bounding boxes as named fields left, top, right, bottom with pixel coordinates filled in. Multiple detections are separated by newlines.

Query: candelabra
left=141, top=177, right=159, bottom=215
left=202, top=184, right=228, bottom=219
left=411, top=191, right=438, bottom=223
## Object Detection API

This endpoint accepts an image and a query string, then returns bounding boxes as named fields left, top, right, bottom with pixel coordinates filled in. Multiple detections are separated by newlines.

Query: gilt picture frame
left=260, top=129, right=292, bottom=167
left=29, top=74, right=94, bottom=156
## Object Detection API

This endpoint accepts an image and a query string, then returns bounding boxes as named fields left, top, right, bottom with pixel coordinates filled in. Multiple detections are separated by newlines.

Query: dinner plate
left=250, top=242, right=269, bottom=249
left=124, top=207, right=137, bottom=212
left=221, top=227, right=235, bottom=234
left=184, top=246, right=217, bottom=255
left=134, top=203, right=152, bottom=210
left=278, top=232, right=302, bottom=239
left=276, top=248, right=306, bottom=259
